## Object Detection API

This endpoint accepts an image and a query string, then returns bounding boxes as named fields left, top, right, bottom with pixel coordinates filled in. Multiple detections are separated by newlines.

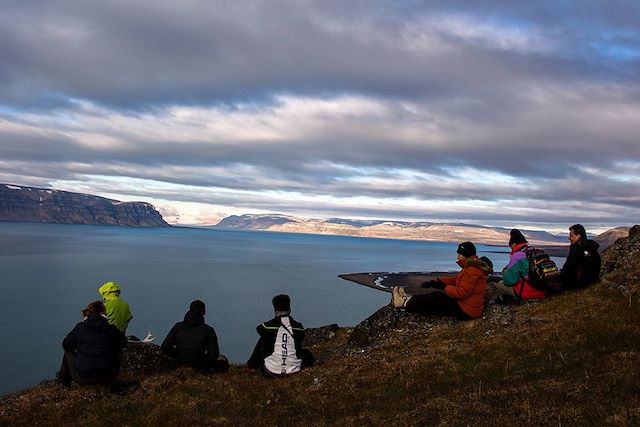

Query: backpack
left=521, top=246, right=560, bottom=291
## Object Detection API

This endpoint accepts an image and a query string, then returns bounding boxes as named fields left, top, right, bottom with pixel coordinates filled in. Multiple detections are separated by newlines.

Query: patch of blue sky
left=592, top=43, right=640, bottom=61
left=0, top=105, right=20, bottom=117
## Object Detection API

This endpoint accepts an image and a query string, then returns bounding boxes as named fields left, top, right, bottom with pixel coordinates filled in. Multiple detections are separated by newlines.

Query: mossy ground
left=1, top=284, right=639, bottom=426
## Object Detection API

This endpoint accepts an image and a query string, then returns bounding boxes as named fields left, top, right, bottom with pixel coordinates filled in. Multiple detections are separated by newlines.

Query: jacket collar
left=510, top=243, right=527, bottom=254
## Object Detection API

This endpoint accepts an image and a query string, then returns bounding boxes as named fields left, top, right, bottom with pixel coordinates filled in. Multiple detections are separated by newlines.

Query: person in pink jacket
left=486, top=229, right=547, bottom=302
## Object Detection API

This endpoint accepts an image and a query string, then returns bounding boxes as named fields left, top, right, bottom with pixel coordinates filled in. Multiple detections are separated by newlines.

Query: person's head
left=456, top=241, right=476, bottom=262
left=189, top=299, right=206, bottom=317
left=98, top=281, right=121, bottom=301
left=569, top=224, right=586, bottom=243
left=479, top=256, right=494, bottom=273
left=508, top=229, right=527, bottom=247
left=82, top=300, right=106, bottom=318
left=272, top=294, right=291, bottom=316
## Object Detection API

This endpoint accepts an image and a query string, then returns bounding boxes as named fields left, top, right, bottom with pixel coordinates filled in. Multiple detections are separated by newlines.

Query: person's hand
left=421, top=279, right=445, bottom=290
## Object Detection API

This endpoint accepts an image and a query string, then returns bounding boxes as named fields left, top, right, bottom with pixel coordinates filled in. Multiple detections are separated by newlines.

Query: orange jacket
left=439, top=257, right=490, bottom=319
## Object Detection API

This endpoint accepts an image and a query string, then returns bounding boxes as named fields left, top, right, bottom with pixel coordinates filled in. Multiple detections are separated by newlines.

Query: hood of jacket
left=183, top=310, right=204, bottom=327
left=83, top=312, right=111, bottom=332
left=99, top=281, right=121, bottom=301
left=459, top=256, right=492, bottom=275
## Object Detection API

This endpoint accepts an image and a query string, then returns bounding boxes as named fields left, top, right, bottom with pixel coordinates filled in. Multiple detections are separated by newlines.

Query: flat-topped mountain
left=0, top=184, right=169, bottom=227
left=216, top=214, right=566, bottom=246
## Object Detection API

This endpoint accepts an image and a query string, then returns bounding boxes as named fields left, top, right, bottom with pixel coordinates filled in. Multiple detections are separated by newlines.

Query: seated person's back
left=161, top=300, right=228, bottom=373
left=247, top=294, right=314, bottom=376
left=58, top=300, right=127, bottom=386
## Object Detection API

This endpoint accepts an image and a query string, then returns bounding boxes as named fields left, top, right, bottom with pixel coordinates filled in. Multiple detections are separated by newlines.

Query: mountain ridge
left=216, top=213, right=567, bottom=246
left=0, top=184, right=169, bottom=227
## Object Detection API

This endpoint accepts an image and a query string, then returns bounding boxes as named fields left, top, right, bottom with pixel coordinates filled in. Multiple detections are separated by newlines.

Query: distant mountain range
left=215, top=214, right=568, bottom=246
left=2, top=184, right=628, bottom=246
left=0, top=184, right=169, bottom=227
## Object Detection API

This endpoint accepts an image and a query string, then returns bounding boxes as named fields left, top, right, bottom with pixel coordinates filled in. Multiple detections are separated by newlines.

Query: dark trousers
left=201, top=355, right=230, bottom=374
left=405, top=291, right=472, bottom=320
left=58, top=351, right=117, bottom=386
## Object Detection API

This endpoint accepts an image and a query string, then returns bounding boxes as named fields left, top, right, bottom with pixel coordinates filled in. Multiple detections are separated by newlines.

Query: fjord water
left=0, top=222, right=512, bottom=396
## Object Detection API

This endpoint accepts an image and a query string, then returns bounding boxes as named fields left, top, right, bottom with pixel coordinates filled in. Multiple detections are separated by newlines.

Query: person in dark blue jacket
left=57, top=301, right=127, bottom=386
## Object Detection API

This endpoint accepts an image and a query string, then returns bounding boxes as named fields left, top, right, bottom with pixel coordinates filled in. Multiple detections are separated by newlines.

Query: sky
left=1, top=1, right=639, bottom=233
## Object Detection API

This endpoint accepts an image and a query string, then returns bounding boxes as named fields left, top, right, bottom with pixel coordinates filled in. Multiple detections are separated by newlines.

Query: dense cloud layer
left=1, top=1, right=639, bottom=230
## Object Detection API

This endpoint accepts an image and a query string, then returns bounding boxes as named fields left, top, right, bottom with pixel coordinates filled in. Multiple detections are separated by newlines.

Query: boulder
left=119, top=341, right=173, bottom=378
left=600, top=225, right=640, bottom=294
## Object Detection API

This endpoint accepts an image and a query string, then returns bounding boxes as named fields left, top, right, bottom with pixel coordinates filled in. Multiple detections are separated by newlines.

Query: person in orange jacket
left=391, top=241, right=491, bottom=320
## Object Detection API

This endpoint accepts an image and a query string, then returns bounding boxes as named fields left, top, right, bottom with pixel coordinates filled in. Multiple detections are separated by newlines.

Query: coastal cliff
left=0, top=184, right=169, bottom=227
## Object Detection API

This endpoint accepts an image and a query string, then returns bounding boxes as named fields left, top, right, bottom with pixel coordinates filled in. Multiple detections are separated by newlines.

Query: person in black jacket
left=57, top=300, right=127, bottom=386
left=247, top=294, right=314, bottom=376
left=161, top=300, right=228, bottom=373
left=561, top=224, right=601, bottom=289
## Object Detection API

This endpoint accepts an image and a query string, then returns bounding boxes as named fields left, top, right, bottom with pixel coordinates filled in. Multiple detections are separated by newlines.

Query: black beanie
left=508, top=229, right=527, bottom=246
left=457, top=241, right=476, bottom=257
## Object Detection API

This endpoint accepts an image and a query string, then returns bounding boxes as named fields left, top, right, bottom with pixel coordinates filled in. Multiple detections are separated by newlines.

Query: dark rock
left=119, top=341, right=173, bottom=378
left=303, top=324, right=340, bottom=347
left=0, top=184, right=169, bottom=227
left=347, top=306, right=401, bottom=348
left=594, top=227, right=631, bottom=251
left=600, top=225, right=640, bottom=294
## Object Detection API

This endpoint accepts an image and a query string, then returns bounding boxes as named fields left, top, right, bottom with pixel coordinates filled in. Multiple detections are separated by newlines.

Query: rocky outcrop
left=119, top=341, right=173, bottom=378
left=216, top=214, right=566, bottom=245
left=0, top=184, right=169, bottom=227
left=600, top=225, right=640, bottom=295
left=595, top=226, right=631, bottom=252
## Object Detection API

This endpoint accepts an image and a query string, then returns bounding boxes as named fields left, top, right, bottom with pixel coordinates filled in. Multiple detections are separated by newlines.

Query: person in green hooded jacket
left=98, top=281, right=133, bottom=333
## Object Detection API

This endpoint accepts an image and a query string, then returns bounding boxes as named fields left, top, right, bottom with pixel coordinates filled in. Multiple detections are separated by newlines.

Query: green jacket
left=98, top=281, right=133, bottom=333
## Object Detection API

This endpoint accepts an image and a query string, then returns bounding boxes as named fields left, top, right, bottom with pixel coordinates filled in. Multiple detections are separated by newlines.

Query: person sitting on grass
left=485, top=229, right=547, bottom=303
left=560, top=224, right=601, bottom=290
left=392, top=241, right=491, bottom=320
left=57, top=300, right=127, bottom=387
left=161, top=300, right=229, bottom=373
left=98, top=281, right=133, bottom=334
left=247, top=294, right=314, bottom=376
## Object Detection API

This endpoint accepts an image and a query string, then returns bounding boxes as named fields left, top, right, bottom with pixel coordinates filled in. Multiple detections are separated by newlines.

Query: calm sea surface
left=0, top=222, right=514, bottom=396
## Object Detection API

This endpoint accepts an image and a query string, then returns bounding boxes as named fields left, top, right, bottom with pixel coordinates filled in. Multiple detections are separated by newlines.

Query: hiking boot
left=391, top=286, right=411, bottom=308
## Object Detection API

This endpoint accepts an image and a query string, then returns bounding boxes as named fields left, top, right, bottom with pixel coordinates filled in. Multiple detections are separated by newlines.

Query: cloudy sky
left=1, top=1, right=639, bottom=232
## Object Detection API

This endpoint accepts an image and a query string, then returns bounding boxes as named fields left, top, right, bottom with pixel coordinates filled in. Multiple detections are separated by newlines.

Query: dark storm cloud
left=2, top=0, right=638, bottom=109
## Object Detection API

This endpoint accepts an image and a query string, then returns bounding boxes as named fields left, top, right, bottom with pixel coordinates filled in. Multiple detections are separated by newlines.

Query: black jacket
left=62, top=313, right=127, bottom=378
left=561, top=238, right=601, bottom=289
left=161, top=311, right=220, bottom=367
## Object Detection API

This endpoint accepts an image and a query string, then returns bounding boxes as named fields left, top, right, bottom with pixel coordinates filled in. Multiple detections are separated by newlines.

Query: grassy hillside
left=1, top=283, right=639, bottom=426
